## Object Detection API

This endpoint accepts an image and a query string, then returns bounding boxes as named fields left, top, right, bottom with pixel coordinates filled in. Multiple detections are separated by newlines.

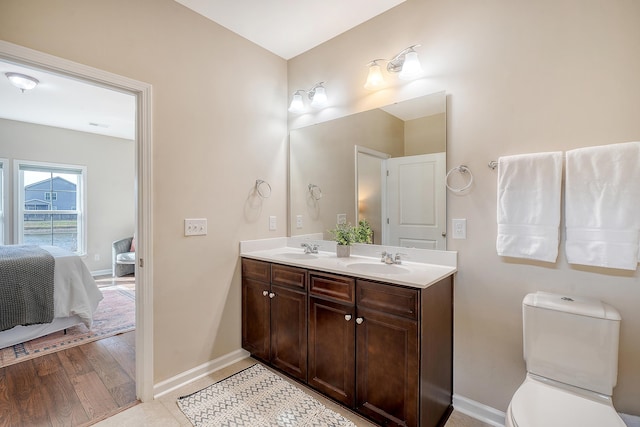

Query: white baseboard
left=453, top=394, right=640, bottom=427
left=153, top=348, right=251, bottom=398
left=453, top=394, right=506, bottom=427
left=91, top=269, right=112, bottom=277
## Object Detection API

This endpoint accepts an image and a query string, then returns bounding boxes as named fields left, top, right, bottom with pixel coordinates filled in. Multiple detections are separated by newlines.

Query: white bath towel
left=565, top=141, right=640, bottom=270
left=496, top=152, right=563, bottom=262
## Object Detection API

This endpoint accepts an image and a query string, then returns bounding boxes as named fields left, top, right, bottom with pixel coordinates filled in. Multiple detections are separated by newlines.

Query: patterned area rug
left=0, top=288, right=135, bottom=367
left=177, top=364, right=356, bottom=427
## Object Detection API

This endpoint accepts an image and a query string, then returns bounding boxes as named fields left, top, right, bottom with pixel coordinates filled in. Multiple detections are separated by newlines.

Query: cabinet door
left=356, top=306, right=419, bottom=427
left=270, top=284, right=307, bottom=381
left=241, top=277, right=270, bottom=361
left=308, top=296, right=355, bottom=406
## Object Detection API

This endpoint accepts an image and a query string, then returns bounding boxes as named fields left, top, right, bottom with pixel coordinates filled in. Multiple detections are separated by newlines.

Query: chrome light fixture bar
left=364, top=44, right=424, bottom=90
left=288, top=82, right=328, bottom=113
left=5, top=72, right=39, bottom=92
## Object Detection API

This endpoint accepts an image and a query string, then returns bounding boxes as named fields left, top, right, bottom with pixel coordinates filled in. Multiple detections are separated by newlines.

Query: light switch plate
left=337, top=214, right=347, bottom=225
left=452, top=218, right=466, bottom=239
left=185, top=218, right=207, bottom=236
left=296, top=215, right=303, bottom=229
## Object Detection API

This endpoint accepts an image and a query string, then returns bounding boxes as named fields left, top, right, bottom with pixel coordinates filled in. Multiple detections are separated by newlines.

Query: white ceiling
left=0, top=1, right=405, bottom=139
left=174, top=0, right=406, bottom=59
left=0, top=59, right=136, bottom=140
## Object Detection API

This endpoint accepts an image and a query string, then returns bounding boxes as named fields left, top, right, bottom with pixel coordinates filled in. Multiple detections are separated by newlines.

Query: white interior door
left=384, top=152, right=446, bottom=249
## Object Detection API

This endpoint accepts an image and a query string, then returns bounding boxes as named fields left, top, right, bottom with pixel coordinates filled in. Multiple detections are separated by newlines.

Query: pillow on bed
left=130, top=236, right=136, bottom=252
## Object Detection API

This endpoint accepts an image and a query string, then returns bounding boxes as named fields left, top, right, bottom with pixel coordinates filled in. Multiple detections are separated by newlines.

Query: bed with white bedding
left=0, top=245, right=103, bottom=349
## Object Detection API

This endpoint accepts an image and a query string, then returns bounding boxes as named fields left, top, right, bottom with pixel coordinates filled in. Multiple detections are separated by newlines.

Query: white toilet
left=506, top=291, right=626, bottom=427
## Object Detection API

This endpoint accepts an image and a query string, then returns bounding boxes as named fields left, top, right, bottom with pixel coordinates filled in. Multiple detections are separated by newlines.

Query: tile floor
left=94, top=357, right=494, bottom=427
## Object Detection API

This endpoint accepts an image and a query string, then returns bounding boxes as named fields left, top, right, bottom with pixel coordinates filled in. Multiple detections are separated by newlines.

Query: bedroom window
left=15, top=160, right=87, bottom=254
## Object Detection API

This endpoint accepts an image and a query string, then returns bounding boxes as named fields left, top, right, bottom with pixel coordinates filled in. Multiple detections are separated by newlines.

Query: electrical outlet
left=452, top=218, right=467, bottom=239
left=94, top=254, right=100, bottom=261
left=337, top=214, right=347, bottom=225
left=296, top=215, right=303, bottom=229
left=269, top=215, right=277, bottom=231
left=184, top=218, right=207, bottom=236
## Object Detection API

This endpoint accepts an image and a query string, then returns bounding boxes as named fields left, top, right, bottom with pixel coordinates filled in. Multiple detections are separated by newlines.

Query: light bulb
left=288, top=92, right=305, bottom=113
left=310, top=85, right=327, bottom=108
left=364, top=62, right=385, bottom=90
left=398, top=51, right=423, bottom=80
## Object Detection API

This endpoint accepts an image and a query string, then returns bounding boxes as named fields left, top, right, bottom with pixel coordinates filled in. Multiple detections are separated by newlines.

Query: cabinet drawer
left=242, top=258, right=270, bottom=282
left=272, top=264, right=307, bottom=289
left=356, top=280, right=419, bottom=320
left=309, top=272, right=355, bottom=303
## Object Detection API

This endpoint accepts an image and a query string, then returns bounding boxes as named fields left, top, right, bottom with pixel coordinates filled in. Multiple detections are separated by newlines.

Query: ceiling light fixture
left=288, top=82, right=328, bottom=113
left=5, top=72, right=39, bottom=93
left=364, top=44, right=424, bottom=90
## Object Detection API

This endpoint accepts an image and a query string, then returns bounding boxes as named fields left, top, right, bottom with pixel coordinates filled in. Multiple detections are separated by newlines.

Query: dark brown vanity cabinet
left=242, top=258, right=453, bottom=427
left=241, top=258, right=308, bottom=381
left=308, top=272, right=356, bottom=406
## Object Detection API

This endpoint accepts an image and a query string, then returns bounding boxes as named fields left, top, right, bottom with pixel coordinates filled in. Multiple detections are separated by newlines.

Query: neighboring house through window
left=15, top=160, right=87, bottom=254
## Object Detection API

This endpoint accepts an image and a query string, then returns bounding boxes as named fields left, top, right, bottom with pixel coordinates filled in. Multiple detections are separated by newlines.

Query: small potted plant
left=355, top=219, right=373, bottom=244
left=329, top=222, right=356, bottom=257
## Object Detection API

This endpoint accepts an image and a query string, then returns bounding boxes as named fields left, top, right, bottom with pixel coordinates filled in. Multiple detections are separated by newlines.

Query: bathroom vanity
left=240, top=242, right=456, bottom=427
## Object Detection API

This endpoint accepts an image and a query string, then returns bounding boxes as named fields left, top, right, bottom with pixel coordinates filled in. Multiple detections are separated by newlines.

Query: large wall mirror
left=289, top=91, right=447, bottom=250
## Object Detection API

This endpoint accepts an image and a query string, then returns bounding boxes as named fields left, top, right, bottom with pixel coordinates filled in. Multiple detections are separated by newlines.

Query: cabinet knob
left=269, top=292, right=275, bottom=299
left=344, top=314, right=352, bottom=321
left=355, top=317, right=364, bottom=324
left=262, top=290, right=269, bottom=297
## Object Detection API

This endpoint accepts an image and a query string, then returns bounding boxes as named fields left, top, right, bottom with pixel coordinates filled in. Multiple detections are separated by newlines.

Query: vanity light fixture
left=364, top=44, right=424, bottom=90
left=288, top=82, right=328, bottom=113
left=5, top=72, right=39, bottom=93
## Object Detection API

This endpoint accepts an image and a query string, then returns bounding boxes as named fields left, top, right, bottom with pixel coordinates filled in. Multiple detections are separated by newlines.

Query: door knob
left=344, top=314, right=352, bottom=321
left=355, top=317, right=364, bottom=324
left=262, top=290, right=269, bottom=297
left=269, top=292, right=275, bottom=299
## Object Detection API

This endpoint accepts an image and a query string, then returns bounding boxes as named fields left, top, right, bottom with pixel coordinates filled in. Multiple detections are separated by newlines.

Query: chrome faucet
left=380, top=251, right=406, bottom=264
left=381, top=251, right=394, bottom=264
left=301, top=242, right=319, bottom=254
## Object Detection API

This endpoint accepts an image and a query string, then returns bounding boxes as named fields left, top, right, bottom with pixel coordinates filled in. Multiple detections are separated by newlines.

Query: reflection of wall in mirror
left=405, top=113, right=446, bottom=156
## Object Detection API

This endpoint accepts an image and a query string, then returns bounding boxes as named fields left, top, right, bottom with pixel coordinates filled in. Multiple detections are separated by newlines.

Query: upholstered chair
left=112, top=237, right=135, bottom=277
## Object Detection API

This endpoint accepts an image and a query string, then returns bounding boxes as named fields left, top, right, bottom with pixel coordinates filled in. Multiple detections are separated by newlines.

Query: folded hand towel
left=496, top=152, right=563, bottom=262
left=565, top=141, right=640, bottom=270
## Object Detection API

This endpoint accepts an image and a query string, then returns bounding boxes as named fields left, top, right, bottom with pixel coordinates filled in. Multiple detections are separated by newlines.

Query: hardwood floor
left=0, top=330, right=137, bottom=427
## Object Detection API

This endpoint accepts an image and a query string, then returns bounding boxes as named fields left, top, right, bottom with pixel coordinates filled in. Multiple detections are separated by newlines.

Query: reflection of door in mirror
left=356, top=147, right=390, bottom=245
left=385, top=153, right=446, bottom=249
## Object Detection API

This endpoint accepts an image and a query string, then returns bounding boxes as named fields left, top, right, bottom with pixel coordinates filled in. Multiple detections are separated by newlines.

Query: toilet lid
left=510, top=379, right=626, bottom=427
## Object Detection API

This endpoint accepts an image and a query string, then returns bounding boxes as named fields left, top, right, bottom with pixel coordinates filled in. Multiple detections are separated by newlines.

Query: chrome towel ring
left=445, top=165, right=474, bottom=193
left=308, top=184, right=323, bottom=200
left=255, top=179, right=272, bottom=198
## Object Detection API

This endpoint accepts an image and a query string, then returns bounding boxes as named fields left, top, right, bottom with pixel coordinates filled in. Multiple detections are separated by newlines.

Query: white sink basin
left=346, top=262, right=410, bottom=275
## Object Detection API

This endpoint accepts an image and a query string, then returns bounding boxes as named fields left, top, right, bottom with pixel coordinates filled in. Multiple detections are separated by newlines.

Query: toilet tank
left=523, top=292, right=621, bottom=396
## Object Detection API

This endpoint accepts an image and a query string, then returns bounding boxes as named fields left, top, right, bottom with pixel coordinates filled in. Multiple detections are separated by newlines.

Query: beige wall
left=289, top=0, right=640, bottom=415
left=0, top=118, right=135, bottom=272
left=0, top=0, right=288, bottom=383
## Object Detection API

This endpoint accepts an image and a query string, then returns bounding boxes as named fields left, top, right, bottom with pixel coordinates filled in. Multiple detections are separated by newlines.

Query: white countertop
left=240, top=239, right=457, bottom=289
